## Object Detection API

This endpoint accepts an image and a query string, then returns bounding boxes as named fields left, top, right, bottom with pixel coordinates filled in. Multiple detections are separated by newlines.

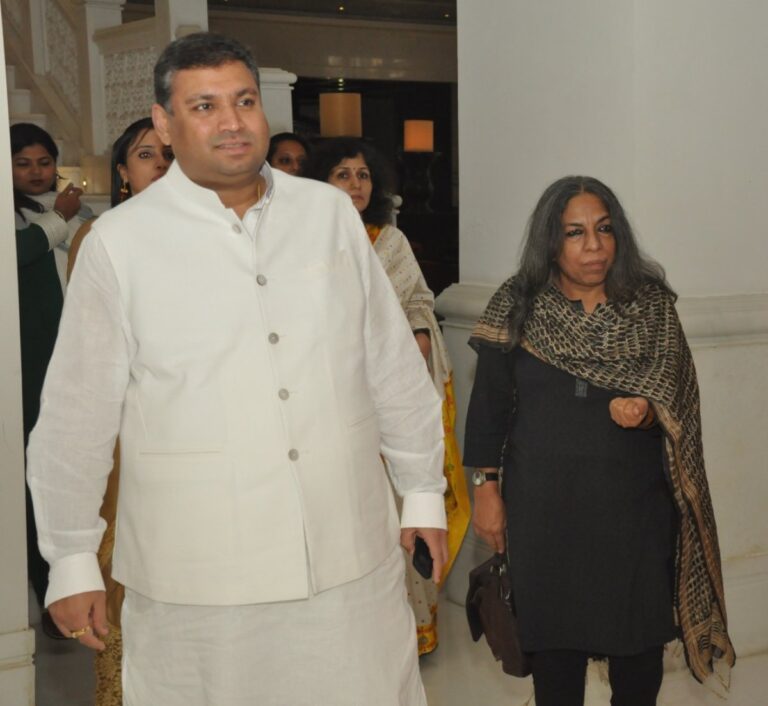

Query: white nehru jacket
left=27, top=162, right=446, bottom=607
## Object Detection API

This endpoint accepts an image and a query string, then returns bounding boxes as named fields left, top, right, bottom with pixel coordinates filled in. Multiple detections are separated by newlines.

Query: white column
left=443, top=0, right=768, bottom=692
left=259, top=68, right=297, bottom=135
left=72, top=0, right=126, bottom=155
left=155, top=0, right=208, bottom=43
left=0, top=11, right=36, bottom=705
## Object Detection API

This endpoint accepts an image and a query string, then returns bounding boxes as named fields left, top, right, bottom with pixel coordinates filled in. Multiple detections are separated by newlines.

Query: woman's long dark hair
left=110, top=117, right=155, bottom=207
left=11, top=122, right=59, bottom=216
left=303, top=137, right=395, bottom=227
left=508, top=175, right=675, bottom=339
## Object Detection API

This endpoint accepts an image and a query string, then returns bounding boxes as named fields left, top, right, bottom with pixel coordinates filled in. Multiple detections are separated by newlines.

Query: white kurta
left=27, top=164, right=445, bottom=702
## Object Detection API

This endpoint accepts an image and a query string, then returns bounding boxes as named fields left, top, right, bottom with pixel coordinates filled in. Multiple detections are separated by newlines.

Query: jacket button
left=288, top=449, right=299, bottom=461
left=256, top=274, right=267, bottom=286
left=278, top=388, right=290, bottom=400
left=268, top=333, right=279, bottom=344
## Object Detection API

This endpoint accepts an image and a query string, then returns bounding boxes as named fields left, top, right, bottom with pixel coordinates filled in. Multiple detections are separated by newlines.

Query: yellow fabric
left=365, top=223, right=382, bottom=245
left=416, top=604, right=439, bottom=656
left=439, top=375, right=471, bottom=585
left=94, top=625, right=123, bottom=706
left=96, top=442, right=124, bottom=628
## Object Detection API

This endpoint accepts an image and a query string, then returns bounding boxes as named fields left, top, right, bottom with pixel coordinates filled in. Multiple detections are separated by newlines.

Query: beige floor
left=32, top=590, right=765, bottom=705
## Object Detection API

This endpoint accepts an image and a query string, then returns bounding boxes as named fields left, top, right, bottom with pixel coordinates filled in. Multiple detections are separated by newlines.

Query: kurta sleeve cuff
left=44, top=552, right=105, bottom=607
left=400, top=492, right=447, bottom=530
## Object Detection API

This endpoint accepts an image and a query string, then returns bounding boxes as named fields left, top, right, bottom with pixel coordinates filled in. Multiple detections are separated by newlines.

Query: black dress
left=464, top=345, right=678, bottom=656
left=16, top=223, right=64, bottom=605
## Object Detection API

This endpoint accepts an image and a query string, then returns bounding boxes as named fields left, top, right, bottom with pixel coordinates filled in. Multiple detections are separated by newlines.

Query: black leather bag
left=465, top=552, right=531, bottom=677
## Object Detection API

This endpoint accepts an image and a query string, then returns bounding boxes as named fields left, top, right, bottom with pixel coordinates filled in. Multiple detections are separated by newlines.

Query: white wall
left=633, top=1, right=768, bottom=296
left=0, top=7, right=37, bottom=703
left=442, top=0, right=768, bottom=691
left=458, top=0, right=768, bottom=297
left=458, top=0, right=635, bottom=286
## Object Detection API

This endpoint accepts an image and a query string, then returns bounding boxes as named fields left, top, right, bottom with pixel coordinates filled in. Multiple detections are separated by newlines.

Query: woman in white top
left=12, top=122, right=84, bottom=612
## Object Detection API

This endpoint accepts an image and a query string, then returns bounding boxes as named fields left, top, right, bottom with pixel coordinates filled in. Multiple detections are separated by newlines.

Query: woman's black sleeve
left=463, top=345, right=515, bottom=468
left=16, top=225, right=50, bottom=267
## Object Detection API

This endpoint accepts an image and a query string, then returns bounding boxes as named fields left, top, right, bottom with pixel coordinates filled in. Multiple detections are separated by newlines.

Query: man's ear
left=152, top=103, right=172, bottom=146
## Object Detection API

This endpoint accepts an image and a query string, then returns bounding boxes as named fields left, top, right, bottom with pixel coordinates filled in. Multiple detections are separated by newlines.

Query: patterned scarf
left=470, top=277, right=735, bottom=683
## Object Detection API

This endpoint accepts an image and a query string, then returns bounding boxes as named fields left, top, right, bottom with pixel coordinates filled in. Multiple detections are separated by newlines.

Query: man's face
left=152, top=61, right=269, bottom=190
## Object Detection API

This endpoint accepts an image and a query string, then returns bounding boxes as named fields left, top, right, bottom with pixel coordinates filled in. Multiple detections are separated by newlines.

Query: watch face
left=472, top=470, right=485, bottom=486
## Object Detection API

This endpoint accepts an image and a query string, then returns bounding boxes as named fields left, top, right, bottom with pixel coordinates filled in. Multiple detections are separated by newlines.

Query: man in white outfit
left=27, top=33, right=447, bottom=705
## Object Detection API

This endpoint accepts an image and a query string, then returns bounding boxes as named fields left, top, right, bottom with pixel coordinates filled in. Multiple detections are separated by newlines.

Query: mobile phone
left=412, top=537, right=433, bottom=580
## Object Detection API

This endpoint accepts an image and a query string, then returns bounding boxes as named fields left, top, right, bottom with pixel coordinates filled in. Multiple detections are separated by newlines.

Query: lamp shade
left=319, top=93, right=362, bottom=137
left=403, top=120, right=434, bottom=152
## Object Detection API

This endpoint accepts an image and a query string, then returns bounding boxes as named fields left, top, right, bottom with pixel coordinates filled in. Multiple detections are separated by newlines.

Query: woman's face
left=556, top=192, right=616, bottom=296
left=12, top=143, right=57, bottom=196
left=327, top=154, right=372, bottom=214
left=117, top=128, right=174, bottom=196
left=269, top=139, right=307, bottom=175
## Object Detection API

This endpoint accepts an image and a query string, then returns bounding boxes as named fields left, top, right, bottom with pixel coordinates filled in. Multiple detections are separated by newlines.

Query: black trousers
left=531, top=646, right=665, bottom=706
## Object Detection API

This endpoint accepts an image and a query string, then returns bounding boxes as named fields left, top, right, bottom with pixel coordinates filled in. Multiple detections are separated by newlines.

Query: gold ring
left=70, top=626, right=91, bottom=639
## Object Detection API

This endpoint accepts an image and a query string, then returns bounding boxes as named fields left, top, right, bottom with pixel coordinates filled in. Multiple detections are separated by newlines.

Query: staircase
left=6, top=63, right=78, bottom=165
left=6, top=63, right=110, bottom=210
left=7, top=65, right=47, bottom=128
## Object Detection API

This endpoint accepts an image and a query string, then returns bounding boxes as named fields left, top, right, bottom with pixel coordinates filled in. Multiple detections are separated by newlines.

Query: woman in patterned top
left=305, top=138, right=470, bottom=656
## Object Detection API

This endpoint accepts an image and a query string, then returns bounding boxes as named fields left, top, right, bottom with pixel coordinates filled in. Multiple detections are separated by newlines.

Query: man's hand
left=401, top=527, right=448, bottom=583
left=609, top=396, right=650, bottom=428
left=48, top=590, right=108, bottom=651
left=473, top=481, right=506, bottom=553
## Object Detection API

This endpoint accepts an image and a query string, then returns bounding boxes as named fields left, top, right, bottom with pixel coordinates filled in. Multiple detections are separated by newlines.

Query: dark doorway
left=291, top=77, right=458, bottom=296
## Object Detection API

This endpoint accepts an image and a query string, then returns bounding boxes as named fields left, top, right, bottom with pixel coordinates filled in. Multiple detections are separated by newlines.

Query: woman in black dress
left=464, top=176, right=734, bottom=705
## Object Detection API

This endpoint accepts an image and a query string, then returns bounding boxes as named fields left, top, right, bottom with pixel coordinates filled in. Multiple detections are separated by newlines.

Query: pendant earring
left=120, top=181, right=130, bottom=201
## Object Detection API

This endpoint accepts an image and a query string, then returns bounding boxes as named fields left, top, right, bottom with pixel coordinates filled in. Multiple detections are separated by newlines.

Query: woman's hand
left=53, top=184, right=83, bottom=221
left=472, top=479, right=506, bottom=553
left=414, top=331, right=431, bottom=361
left=609, top=396, right=652, bottom=428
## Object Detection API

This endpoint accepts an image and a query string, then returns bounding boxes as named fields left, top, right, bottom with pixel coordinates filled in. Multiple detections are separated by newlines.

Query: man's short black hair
left=154, top=32, right=260, bottom=112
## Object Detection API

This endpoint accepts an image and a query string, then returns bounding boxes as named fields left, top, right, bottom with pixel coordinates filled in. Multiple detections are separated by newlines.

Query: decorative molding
left=73, top=0, right=126, bottom=9
left=435, top=282, right=497, bottom=330
left=437, top=282, right=768, bottom=346
left=44, top=0, right=81, bottom=113
left=0, top=628, right=34, bottom=666
left=103, top=46, right=157, bottom=146
left=94, top=17, right=158, bottom=52
left=259, top=67, right=298, bottom=87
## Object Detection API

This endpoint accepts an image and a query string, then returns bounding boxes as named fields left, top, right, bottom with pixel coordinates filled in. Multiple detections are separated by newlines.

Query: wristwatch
left=471, top=470, right=500, bottom=486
